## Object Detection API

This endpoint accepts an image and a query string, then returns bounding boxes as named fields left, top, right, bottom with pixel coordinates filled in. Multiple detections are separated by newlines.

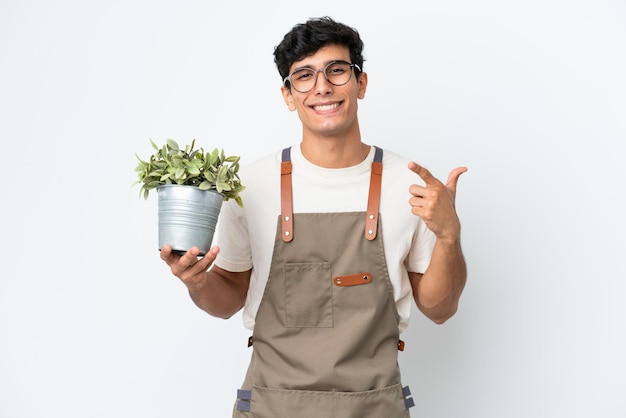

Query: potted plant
left=134, top=138, right=245, bottom=255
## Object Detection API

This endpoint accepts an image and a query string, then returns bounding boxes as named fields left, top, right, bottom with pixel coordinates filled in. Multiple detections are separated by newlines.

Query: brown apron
left=233, top=147, right=415, bottom=417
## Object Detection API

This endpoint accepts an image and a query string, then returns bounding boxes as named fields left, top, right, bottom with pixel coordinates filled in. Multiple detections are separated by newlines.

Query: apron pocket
left=246, top=384, right=409, bottom=418
left=283, top=262, right=333, bottom=328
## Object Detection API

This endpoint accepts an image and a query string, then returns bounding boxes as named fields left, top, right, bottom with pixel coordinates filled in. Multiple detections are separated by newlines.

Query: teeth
left=314, top=103, right=339, bottom=111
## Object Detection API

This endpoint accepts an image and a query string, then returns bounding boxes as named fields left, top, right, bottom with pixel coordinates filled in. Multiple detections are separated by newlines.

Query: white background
left=1, top=1, right=625, bottom=417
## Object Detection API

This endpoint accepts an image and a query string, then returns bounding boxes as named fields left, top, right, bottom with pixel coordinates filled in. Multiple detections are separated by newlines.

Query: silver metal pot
left=157, top=184, right=224, bottom=256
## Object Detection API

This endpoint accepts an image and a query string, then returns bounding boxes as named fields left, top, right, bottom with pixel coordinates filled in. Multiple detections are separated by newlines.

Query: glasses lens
left=290, top=68, right=316, bottom=93
left=325, top=62, right=353, bottom=86
left=289, top=62, right=354, bottom=93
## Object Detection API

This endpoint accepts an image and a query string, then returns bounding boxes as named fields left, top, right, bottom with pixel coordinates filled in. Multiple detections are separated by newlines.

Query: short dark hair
left=274, top=16, right=365, bottom=87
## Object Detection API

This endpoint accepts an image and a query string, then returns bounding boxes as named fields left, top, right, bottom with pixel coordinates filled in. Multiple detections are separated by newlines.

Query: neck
left=300, top=138, right=370, bottom=168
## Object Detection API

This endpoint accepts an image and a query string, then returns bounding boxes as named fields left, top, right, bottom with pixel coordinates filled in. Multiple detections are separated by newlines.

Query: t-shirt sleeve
left=406, top=220, right=436, bottom=274
left=213, top=198, right=253, bottom=272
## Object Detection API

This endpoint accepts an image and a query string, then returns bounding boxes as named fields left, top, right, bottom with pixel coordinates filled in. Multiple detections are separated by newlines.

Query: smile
left=312, top=103, right=340, bottom=112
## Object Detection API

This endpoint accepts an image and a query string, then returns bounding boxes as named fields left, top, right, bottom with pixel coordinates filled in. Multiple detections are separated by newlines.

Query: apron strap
left=365, top=146, right=383, bottom=240
left=280, top=146, right=383, bottom=242
left=281, top=147, right=294, bottom=242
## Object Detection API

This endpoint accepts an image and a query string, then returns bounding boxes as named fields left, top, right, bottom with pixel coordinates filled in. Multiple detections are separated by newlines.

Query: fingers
left=173, top=246, right=202, bottom=273
left=159, top=244, right=179, bottom=265
left=407, top=162, right=466, bottom=240
left=408, top=162, right=436, bottom=185
left=160, top=245, right=220, bottom=280
left=408, top=162, right=467, bottom=190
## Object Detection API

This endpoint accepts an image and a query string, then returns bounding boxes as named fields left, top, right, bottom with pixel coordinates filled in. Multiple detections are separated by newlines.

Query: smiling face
left=281, top=44, right=368, bottom=143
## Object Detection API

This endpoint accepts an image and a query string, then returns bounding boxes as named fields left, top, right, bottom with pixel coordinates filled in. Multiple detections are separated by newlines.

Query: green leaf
left=145, top=180, right=162, bottom=189
left=217, top=182, right=232, bottom=192
left=186, top=159, right=202, bottom=172
left=203, top=171, right=216, bottom=182
left=208, top=148, right=219, bottom=166
left=166, top=138, right=179, bottom=151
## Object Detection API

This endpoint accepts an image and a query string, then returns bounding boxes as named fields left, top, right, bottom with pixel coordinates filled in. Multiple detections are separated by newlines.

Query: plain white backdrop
left=1, top=1, right=625, bottom=417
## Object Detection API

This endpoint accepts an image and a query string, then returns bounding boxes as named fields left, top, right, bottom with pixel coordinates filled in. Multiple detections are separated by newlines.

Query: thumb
left=446, top=166, right=468, bottom=193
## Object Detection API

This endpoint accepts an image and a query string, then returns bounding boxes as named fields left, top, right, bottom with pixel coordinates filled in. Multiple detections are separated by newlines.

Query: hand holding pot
left=160, top=245, right=220, bottom=291
left=159, top=245, right=250, bottom=318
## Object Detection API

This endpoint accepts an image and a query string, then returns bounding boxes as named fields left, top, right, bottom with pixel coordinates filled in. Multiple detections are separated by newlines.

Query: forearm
left=413, top=237, right=467, bottom=324
left=187, top=267, right=250, bottom=319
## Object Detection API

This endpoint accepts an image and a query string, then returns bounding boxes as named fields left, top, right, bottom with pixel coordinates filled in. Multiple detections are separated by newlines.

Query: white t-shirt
left=214, top=144, right=435, bottom=333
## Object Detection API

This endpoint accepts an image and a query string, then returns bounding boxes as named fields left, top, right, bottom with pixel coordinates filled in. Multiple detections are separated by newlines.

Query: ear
left=357, top=72, right=368, bottom=99
left=281, top=86, right=297, bottom=111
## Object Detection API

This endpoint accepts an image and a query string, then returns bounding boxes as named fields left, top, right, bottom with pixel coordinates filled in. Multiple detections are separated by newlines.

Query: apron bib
left=233, top=147, right=413, bottom=418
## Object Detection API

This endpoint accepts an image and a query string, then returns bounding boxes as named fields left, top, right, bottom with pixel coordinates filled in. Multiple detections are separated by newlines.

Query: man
left=160, top=16, right=467, bottom=417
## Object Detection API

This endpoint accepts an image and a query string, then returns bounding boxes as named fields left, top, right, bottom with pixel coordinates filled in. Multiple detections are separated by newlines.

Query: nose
left=313, top=69, right=332, bottom=94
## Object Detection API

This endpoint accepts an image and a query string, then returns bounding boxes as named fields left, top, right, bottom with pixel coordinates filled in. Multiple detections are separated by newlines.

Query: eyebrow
left=290, top=59, right=351, bottom=73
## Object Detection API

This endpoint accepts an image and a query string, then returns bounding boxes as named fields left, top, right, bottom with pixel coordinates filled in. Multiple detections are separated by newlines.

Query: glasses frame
left=283, top=60, right=362, bottom=93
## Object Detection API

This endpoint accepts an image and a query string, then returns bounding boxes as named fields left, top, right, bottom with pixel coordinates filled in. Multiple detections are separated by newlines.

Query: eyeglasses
left=283, top=60, right=361, bottom=93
